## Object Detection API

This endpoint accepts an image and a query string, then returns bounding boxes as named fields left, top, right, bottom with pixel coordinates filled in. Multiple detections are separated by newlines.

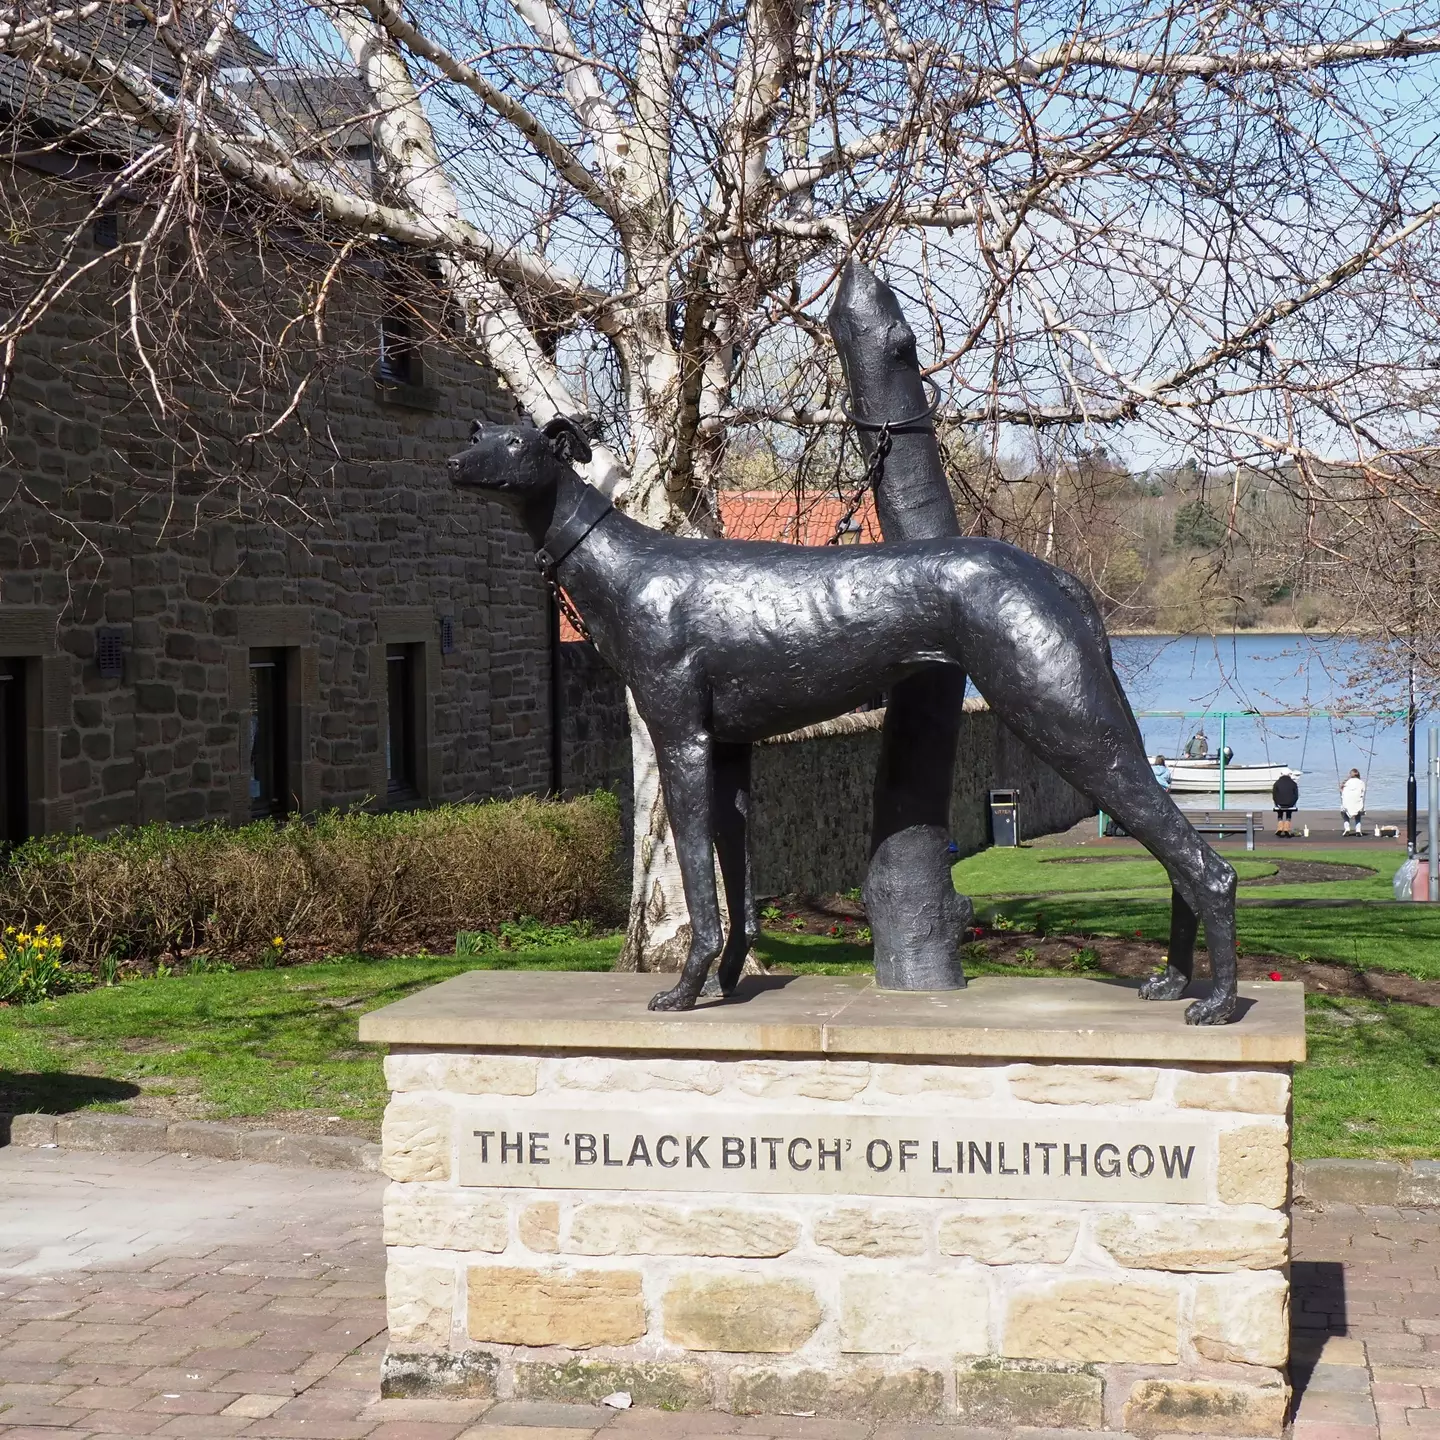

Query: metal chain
left=826, top=423, right=891, bottom=545
left=538, top=556, right=595, bottom=646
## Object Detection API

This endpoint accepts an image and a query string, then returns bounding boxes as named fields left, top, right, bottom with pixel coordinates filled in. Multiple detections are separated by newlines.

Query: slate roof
left=0, top=5, right=369, bottom=190
left=0, top=4, right=271, bottom=156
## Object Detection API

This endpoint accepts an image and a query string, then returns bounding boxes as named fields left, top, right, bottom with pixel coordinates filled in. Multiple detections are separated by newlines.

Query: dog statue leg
left=1177, top=865, right=1238, bottom=1026
left=1073, top=774, right=1237, bottom=1024
left=972, top=634, right=1238, bottom=1025
left=648, top=731, right=726, bottom=1012
left=1139, top=888, right=1197, bottom=1001
left=1087, top=784, right=1237, bottom=1025
left=707, top=742, right=756, bottom=997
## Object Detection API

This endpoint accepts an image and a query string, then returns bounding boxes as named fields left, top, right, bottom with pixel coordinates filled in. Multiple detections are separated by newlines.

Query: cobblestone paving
left=2, top=1147, right=1436, bottom=1440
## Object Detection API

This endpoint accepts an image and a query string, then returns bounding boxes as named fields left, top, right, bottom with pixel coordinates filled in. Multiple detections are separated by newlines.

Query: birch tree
left=8, top=0, right=1440, bottom=965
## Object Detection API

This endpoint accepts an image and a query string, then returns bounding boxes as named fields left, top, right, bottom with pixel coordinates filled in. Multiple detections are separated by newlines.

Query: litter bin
left=989, top=789, right=1020, bottom=847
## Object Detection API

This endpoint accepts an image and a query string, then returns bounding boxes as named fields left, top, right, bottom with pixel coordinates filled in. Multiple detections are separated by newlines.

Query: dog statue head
left=827, top=259, right=932, bottom=430
left=448, top=415, right=593, bottom=496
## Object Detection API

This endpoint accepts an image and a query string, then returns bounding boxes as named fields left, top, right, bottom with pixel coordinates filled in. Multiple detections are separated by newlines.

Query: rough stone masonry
left=362, top=971, right=1303, bottom=1437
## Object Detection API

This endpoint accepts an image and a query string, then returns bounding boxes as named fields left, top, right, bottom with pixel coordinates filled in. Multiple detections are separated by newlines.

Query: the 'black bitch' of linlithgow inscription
left=455, top=1109, right=1211, bottom=1203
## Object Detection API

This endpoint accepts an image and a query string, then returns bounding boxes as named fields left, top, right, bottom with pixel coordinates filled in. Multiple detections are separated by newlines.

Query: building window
left=248, top=648, right=291, bottom=818
left=386, top=643, right=418, bottom=797
left=92, top=210, right=120, bottom=250
left=377, top=309, right=420, bottom=386
left=0, top=658, right=27, bottom=844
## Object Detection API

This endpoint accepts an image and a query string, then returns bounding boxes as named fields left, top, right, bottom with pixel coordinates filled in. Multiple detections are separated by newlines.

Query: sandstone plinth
left=369, top=972, right=1301, bottom=1433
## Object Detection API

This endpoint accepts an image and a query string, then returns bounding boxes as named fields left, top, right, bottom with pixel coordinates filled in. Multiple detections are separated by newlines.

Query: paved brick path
left=2, top=1147, right=1436, bottom=1440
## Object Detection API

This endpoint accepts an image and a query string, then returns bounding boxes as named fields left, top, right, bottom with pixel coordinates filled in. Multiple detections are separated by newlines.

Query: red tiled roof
left=558, top=488, right=880, bottom=641
left=718, top=489, right=881, bottom=545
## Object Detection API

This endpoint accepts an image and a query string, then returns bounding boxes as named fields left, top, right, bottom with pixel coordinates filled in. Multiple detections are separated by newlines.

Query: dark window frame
left=385, top=643, right=420, bottom=800
left=377, top=306, right=421, bottom=387
left=0, top=657, right=28, bottom=845
left=248, top=647, right=292, bottom=819
left=92, top=209, right=120, bottom=250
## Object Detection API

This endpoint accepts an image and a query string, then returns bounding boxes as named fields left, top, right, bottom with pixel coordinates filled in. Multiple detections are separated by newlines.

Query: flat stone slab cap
left=359, top=973, right=1305, bottom=1062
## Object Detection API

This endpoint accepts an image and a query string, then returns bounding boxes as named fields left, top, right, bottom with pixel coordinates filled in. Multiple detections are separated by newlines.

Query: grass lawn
left=1298, top=996, right=1440, bottom=1158
left=0, top=934, right=861, bottom=1133
left=0, top=944, right=621, bottom=1134
left=1, top=927, right=1437, bottom=1158
left=952, top=847, right=1287, bottom=896
left=952, top=845, right=1440, bottom=977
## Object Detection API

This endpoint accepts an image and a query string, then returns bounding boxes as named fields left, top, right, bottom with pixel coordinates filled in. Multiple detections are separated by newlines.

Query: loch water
left=1108, top=634, right=1414, bottom=811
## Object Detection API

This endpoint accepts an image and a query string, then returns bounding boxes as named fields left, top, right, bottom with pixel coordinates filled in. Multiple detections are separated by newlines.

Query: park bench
left=1102, top=811, right=1259, bottom=850
left=1187, top=812, right=1260, bottom=851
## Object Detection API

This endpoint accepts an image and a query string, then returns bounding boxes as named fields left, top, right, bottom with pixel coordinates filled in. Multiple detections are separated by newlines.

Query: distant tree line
left=720, top=438, right=1361, bottom=636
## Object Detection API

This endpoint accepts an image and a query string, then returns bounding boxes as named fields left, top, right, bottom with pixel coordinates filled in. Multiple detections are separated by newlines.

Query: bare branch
left=353, top=0, right=621, bottom=221
left=994, top=29, right=1440, bottom=84
left=509, top=0, right=630, bottom=190
left=0, top=0, right=103, bottom=47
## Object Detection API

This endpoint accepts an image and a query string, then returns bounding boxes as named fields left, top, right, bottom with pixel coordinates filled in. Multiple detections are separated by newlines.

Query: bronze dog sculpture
left=449, top=416, right=1238, bottom=1023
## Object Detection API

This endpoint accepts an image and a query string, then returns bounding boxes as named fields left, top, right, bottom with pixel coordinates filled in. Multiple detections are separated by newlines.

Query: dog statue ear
left=541, top=415, right=593, bottom=465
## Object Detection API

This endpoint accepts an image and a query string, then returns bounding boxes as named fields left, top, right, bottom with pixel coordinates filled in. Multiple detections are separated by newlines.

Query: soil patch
left=1250, top=858, right=1378, bottom=884
left=761, top=893, right=868, bottom=939
left=761, top=891, right=1440, bottom=1006
left=963, top=931, right=1440, bottom=1005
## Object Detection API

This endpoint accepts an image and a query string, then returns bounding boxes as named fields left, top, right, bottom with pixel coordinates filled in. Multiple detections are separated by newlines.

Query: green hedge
left=0, top=793, right=621, bottom=972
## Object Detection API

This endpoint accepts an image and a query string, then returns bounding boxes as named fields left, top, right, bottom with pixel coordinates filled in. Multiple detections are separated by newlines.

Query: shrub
left=0, top=793, right=622, bottom=974
left=1152, top=556, right=1223, bottom=633
left=456, top=918, right=597, bottom=954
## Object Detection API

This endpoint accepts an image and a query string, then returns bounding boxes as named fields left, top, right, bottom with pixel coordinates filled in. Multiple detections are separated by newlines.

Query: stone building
left=0, top=131, right=561, bottom=841
left=0, top=24, right=1090, bottom=864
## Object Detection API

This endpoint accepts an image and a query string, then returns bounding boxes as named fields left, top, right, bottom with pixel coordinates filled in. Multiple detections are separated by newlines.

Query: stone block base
left=364, top=974, right=1303, bottom=1436
left=384, top=1345, right=1289, bottom=1431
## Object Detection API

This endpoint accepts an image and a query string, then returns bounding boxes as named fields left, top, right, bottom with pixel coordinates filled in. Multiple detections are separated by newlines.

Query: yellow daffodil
left=34, top=923, right=46, bottom=934
left=272, top=936, right=285, bottom=947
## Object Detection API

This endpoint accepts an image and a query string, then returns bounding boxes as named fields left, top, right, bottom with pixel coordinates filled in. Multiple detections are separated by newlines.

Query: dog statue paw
left=1138, top=966, right=1189, bottom=1002
left=648, top=985, right=699, bottom=1012
left=1184, top=993, right=1236, bottom=1026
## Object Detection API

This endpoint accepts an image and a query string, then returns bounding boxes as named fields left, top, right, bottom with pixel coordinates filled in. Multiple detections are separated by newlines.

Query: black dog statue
left=449, top=416, right=1238, bottom=1024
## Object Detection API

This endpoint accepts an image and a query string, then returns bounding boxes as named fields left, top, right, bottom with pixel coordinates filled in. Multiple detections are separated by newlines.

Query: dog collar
left=536, top=485, right=614, bottom=577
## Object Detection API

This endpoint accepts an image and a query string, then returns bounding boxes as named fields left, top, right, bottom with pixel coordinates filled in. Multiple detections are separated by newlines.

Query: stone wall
left=0, top=164, right=555, bottom=836
left=750, top=706, right=1094, bottom=894
left=379, top=1047, right=1292, bottom=1435
left=557, top=641, right=630, bottom=802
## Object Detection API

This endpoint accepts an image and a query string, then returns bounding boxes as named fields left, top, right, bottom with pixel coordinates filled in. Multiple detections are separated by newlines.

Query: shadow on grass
left=0, top=1071, right=141, bottom=1116
left=755, top=934, right=872, bottom=971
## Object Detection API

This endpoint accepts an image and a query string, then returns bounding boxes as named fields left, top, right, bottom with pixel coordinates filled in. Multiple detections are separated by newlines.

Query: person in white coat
left=1340, top=768, right=1366, bottom=836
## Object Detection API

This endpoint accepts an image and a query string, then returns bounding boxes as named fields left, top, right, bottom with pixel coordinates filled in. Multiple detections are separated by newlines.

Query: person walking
left=1151, top=754, right=1172, bottom=790
left=1272, top=771, right=1299, bottom=837
left=1340, top=768, right=1366, bottom=836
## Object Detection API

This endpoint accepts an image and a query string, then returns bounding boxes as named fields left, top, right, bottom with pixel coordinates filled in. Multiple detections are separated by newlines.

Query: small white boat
left=1166, top=759, right=1301, bottom=794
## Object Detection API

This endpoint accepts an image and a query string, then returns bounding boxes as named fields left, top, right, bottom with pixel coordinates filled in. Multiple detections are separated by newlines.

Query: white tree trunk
left=614, top=692, right=692, bottom=973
